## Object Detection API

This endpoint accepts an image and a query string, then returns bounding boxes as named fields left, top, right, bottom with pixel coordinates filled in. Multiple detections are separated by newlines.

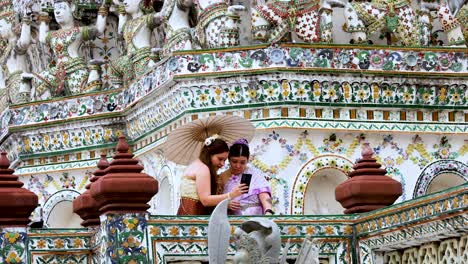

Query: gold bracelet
left=22, top=18, right=32, bottom=25
left=227, top=192, right=231, bottom=200
left=38, top=14, right=50, bottom=23
left=118, top=5, right=126, bottom=15
left=98, top=6, right=109, bottom=16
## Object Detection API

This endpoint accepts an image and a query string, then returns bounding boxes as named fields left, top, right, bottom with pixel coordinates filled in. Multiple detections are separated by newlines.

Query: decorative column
left=73, top=154, right=109, bottom=227
left=91, top=137, right=158, bottom=264
left=0, top=152, right=38, bottom=264
left=335, top=143, right=402, bottom=214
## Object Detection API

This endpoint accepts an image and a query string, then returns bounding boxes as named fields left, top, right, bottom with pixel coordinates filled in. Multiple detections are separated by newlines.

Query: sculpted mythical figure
left=193, top=0, right=245, bottom=48
left=208, top=199, right=283, bottom=264
left=159, top=0, right=196, bottom=58
left=295, top=236, right=320, bottom=264
left=0, top=0, right=33, bottom=108
left=438, top=0, right=467, bottom=46
left=251, top=0, right=345, bottom=44
left=109, top=0, right=162, bottom=88
left=343, top=0, right=438, bottom=46
left=32, top=0, right=108, bottom=100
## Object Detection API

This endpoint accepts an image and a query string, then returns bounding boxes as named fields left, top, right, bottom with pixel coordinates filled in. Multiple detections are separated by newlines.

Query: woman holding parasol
left=163, top=115, right=255, bottom=215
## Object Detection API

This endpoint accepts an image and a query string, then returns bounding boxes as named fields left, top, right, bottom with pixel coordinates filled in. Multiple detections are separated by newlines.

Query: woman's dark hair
left=229, top=143, right=250, bottom=159
left=199, top=138, right=229, bottom=195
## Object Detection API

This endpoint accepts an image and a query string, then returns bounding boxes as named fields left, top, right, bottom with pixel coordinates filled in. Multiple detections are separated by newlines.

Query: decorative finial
left=0, top=152, right=10, bottom=170
left=116, top=136, right=129, bottom=153
left=97, top=153, right=109, bottom=170
left=361, top=142, right=373, bottom=159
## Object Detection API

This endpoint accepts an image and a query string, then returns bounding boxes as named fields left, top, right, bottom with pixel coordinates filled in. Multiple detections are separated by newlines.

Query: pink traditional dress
left=223, top=167, right=271, bottom=215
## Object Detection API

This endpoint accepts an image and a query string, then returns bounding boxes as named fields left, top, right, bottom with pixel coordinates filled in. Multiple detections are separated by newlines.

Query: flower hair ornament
left=233, top=138, right=249, bottom=147
left=204, top=134, right=220, bottom=146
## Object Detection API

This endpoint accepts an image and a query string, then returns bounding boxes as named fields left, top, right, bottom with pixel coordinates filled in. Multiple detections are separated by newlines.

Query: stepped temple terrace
left=0, top=0, right=466, bottom=263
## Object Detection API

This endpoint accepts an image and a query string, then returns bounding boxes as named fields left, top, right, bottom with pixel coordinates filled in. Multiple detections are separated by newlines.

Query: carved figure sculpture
left=109, top=0, right=161, bottom=88
left=159, top=0, right=195, bottom=58
left=194, top=0, right=245, bottom=48
left=33, top=0, right=108, bottom=99
left=0, top=0, right=32, bottom=107
left=419, top=1, right=441, bottom=46
left=344, top=0, right=425, bottom=46
left=208, top=199, right=283, bottom=264
left=438, top=0, right=467, bottom=46
left=252, top=0, right=345, bottom=44
left=295, top=236, right=320, bottom=264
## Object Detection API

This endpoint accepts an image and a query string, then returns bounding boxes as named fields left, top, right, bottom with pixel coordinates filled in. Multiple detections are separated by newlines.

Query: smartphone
left=241, top=173, right=252, bottom=190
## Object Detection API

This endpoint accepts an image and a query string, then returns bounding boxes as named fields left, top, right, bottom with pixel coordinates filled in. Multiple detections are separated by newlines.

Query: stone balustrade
left=9, top=182, right=466, bottom=264
left=383, top=236, right=468, bottom=264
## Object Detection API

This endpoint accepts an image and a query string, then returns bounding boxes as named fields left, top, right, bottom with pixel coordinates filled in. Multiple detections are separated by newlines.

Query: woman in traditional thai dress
left=177, top=135, right=248, bottom=215
left=219, top=139, right=274, bottom=215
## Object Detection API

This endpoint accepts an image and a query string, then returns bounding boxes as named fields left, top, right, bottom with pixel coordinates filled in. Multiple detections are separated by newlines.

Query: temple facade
left=0, top=0, right=466, bottom=263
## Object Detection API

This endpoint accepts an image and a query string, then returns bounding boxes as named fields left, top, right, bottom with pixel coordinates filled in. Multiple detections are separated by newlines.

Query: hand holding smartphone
left=241, top=173, right=252, bottom=191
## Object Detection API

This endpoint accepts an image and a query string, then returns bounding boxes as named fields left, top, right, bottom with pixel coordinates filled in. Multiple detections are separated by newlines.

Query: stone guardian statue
left=159, top=0, right=196, bottom=58
left=32, top=0, right=108, bottom=99
left=0, top=0, right=33, bottom=108
left=109, top=0, right=162, bottom=88
left=208, top=199, right=283, bottom=264
left=438, top=0, right=467, bottom=46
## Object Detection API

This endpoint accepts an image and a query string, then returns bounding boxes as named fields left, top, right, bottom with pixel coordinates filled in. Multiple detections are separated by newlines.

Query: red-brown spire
left=73, top=154, right=109, bottom=227
left=335, top=143, right=402, bottom=214
left=0, top=152, right=38, bottom=226
left=90, top=136, right=158, bottom=214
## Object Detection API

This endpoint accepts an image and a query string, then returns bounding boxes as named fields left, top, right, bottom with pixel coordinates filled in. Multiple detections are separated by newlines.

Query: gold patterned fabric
left=177, top=176, right=214, bottom=215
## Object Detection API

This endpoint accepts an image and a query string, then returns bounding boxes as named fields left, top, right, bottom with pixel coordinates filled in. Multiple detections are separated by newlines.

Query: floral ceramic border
left=98, top=213, right=150, bottom=264
left=355, top=184, right=467, bottom=237
left=29, top=228, right=93, bottom=264
left=148, top=217, right=354, bottom=264
left=29, top=235, right=91, bottom=251
left=6, top=45, right=466, bottom=128
left=31, top=253, right=91, bottom=264
left=15, top=159, right=100, bottom=175
left=151, top=239, right=351, bottom=264
left=359, top=213, right=467, bottom=252
left=179, top=78, right=467, bottom=109
left=126, top=74, right=467, bottom=141
left=128, top=104, right=466, bottom=145
left=0, top=227, right=27, bottom=264
left=18, top=124, right=124, bottom=158
left=290, top=154, right=354, bottom=215
left=172, top=45, right=467, bottom=76
left=9, top=91, right=124, bottom=127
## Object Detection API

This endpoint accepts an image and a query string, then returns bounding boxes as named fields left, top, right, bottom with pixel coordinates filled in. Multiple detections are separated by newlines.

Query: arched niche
left=303, top=168, right=348, bottom=215
left=290, top=155, right=353, bottom=215
left=426, top=173, right=466, bottom=194
left=413, top=160, right=468, bottom=198
left=153, top=165, right=174, bottom=215
left=43, top=190, right=83, bottom=228
left=157, top=177, right=172, bottom=214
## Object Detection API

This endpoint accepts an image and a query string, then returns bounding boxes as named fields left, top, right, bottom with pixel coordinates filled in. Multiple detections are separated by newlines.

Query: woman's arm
left=196, top=165, right=231, bottom=207
left=196, top=165, right=247, bottom=207
left=259, top=192, right=273, bottom=214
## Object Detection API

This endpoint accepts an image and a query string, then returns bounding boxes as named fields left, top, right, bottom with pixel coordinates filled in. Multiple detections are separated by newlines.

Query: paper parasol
left=163, top=115, right=255, bottom=165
